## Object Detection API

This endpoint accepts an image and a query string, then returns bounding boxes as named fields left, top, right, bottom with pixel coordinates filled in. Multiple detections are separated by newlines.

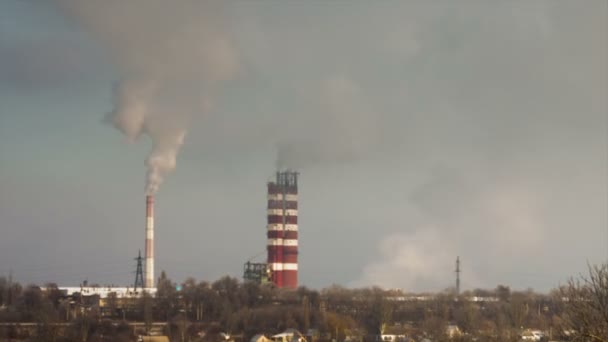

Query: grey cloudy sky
left=0, top=0, right=606, bottom=292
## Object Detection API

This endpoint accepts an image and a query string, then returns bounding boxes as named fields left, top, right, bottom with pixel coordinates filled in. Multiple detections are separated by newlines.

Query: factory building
left=266, top=170, right=299, bottom=289
left=243, top=261, right=272, bottom=284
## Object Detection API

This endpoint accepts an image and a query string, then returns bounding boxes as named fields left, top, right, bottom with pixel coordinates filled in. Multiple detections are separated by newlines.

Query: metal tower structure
left=455, top=256, right=461, bottom=296
left=243, top=261, right=271, bottom=284
left=135, top=250, right=144, bottom=290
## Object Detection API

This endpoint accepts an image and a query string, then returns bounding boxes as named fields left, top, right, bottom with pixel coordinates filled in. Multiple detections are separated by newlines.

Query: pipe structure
left=145, top=195, right=155, bottom=288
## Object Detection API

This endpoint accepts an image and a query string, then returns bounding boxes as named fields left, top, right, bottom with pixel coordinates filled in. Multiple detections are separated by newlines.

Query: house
left=138, top=336, right=169, bottom=342
left=520, top=329, right=544, bottom=341
left=379, top=334, right=409, bottom=342
left=445, top=324, right=462, bottom=338
left=379, top=324, right=413, bottom=342
left=251, top=334, right=273, bottom=342
left=272, top=329, right=307, bottom=342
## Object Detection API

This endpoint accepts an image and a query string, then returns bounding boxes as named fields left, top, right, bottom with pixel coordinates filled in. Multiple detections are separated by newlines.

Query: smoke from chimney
left=55, top=0, right=239, bottom=194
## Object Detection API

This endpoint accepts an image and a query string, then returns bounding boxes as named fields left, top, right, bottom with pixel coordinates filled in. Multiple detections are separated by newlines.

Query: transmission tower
left=134, top=250, right=144, bottom=290
left=455, top=256, right=461, bottom=296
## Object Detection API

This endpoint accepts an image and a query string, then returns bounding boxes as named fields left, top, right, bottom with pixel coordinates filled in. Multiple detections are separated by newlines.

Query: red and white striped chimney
left=267, top=171, right=299, bottom=289
left=145, top=195, right=155, bottom=288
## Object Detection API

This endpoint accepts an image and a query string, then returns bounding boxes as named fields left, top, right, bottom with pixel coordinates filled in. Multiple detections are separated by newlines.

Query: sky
left=0, top=0, right=606, bottom=293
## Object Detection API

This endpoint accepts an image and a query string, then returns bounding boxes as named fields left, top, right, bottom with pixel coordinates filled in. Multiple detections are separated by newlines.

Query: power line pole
left=455, top=256, right=461, bottom=296
left=6, top=269, right=13, bottom=306
left=135, top=250, right=144, bottom=291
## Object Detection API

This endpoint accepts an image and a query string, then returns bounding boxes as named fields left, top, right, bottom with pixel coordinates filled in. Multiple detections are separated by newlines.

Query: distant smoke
left=354, top=168, right=545, bottom=291
left=352, top=228, right=459, bottom=291
left=55, top=0, right=239, bottom=194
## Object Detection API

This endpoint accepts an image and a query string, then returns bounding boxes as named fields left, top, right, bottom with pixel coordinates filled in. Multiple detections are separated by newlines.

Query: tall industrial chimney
left=266, top=170, right=299, bottom=289
left=145, top=195, right=155, bottom=288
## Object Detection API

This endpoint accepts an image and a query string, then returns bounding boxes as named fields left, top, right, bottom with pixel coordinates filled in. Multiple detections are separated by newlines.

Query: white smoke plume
left=54, top=0, right=239, bottom=194
left=353, top=169, right=546, bottom=291
left=352, top=227, right=461, bottom=291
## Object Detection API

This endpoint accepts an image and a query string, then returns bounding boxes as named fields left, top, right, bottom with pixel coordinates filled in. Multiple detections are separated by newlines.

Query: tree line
left=0, top=264, right=606, bottom=341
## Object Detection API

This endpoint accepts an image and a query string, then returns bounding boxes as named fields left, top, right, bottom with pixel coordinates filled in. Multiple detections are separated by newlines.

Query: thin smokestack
left=145, top=195, right=155, bottom=288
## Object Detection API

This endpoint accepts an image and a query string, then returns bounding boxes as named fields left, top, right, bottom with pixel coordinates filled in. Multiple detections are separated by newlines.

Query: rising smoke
left=40, top=1, right=606, bottom=290
left=352, top=168, right=545, bottom=291
left=55, top=0, right=239, bottom=194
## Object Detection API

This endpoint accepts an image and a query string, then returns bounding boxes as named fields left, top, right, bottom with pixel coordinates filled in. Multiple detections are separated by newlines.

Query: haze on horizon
left=0, top=0, right=606, bottom=293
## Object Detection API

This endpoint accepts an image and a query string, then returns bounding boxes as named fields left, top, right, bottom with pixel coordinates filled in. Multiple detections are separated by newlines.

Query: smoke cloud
left=353, top=227, right=459, bottom=291
left=55, top=0, right=239, bottom=194
left=5, top=1, right=600, bottom=290
left=353, top=168, right=548, bottom=291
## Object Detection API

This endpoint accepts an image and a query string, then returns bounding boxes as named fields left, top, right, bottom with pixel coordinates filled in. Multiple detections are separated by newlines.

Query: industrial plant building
left=56, top=195, right=157, bottom=298
left=55, top=170, right=300, bottom=299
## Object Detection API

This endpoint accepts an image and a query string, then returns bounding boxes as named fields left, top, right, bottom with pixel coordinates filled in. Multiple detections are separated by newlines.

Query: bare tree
left=560, top=263, right=608, bottom=341
left=365, top=291, right=393, bottom=335
left=302, top=295, right=311, bottom=334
